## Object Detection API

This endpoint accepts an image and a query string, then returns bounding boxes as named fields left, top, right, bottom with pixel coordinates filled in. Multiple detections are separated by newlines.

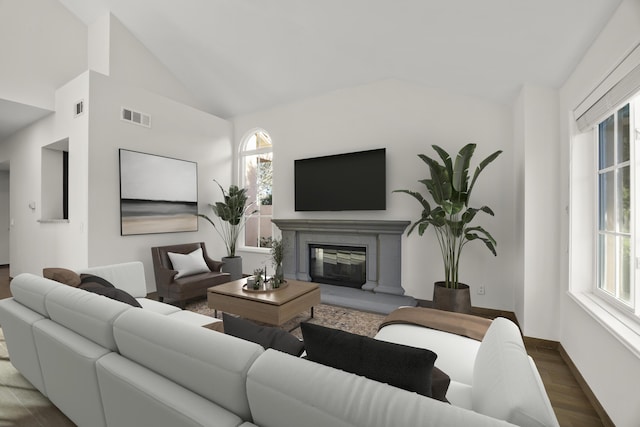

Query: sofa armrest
left=472, top=318, right=560, bottom=427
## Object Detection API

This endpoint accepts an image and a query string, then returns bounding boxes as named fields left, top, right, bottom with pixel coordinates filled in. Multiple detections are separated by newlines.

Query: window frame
left=238, top=129, right=273, bottom=253
left=594, top=99, right=638, bottom=316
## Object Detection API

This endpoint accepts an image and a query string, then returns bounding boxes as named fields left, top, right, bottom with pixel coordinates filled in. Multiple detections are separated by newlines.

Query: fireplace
left=271, top=219, right=417, bottom=313
left=271, top=219, right=413, bottom=296
left=309, top=244, right=366, bottom=289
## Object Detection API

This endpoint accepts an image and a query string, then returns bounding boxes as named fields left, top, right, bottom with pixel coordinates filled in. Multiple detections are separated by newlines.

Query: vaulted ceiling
left=55, top=0, right=621, bottom=119
left=0, top=0, right=623, bottom=144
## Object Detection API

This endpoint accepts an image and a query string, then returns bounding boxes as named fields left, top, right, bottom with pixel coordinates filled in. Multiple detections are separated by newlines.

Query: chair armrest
left=204, top=257, right=224, bottom=272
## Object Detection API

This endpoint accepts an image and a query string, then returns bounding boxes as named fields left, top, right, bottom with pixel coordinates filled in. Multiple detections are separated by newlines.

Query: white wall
left=86, top=72, right=232, bottom=292
left=0, top=7, right=234, bottom=289
left=0, top=0, right=86, bottom=109
left=0, top=71, right=90, bottom=276
left=513, top=85, right=561, bottom=340
left=559, top=1, right=640, bottom=425
left=0, top=170, right=9, bottom=265
left=234, top=79, right=517, bottom=309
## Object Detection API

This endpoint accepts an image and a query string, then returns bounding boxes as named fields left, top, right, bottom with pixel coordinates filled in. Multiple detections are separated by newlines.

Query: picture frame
left=119, top=149, right=198, bottom=235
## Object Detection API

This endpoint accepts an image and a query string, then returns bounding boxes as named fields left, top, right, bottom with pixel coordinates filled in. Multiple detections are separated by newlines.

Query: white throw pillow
left=167, top=248, right=211, bottom=279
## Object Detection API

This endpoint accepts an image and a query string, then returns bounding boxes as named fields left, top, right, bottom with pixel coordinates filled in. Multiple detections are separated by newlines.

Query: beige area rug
left=185, top=298, right=387, bottom=339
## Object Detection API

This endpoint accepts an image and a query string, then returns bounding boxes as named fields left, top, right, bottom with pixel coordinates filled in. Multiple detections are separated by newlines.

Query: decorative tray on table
left=242, top=279, right=288, bottom=293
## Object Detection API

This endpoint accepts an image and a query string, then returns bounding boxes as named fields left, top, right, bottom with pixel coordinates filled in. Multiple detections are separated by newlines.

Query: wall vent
left=74, top=100, right=84, bottom=117
left=121, top=107, right=151, bottom=128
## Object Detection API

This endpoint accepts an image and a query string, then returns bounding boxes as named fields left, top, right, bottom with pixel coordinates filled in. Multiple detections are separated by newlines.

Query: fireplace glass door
left=309, top=244, right=366, bottom=288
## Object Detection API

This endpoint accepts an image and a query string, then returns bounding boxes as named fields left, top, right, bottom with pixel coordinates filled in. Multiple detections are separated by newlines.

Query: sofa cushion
left=301, top=322, right=437, bottom=397
left=223, top=313, right=305, bottom=356
left=0, top=298, right=48, bottom=394
left=247, top=349, right=515, bottom=427
left=10, top=273, right=64, bottom=317
left=96, top=352, right=243, bottom=427
left=472, top=317, right=559, bottom=427
left=43, top=268, right=82, bottom=287
left=33, top=319, right=110, bottom=427
left=113, top=308, right=264, bottom=421
left=44, top=284, right=131, bottom=351
left=167, top=248, right=211, bottom=279
left=135, top=298, right=182, bottom=315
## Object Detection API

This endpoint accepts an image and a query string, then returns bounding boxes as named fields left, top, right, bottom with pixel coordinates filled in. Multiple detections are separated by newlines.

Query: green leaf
left=432, top=145, right=453, bottom=182
left=465, top=232, right=497, bottom=256
left=393, top=189, right=431, bottom=213
left=480, top=205, right=495, bottom=216
left=452, top=143, right=475, bottom=193
left=466, top=226, right=497, bottom=245
left=468, top=149, right=502, bottom=202
left=446, top=219, right=464, bottom=237
left=420, top=155, right=451, bottom=204
left=450, top=201, right=465, bottom=215
left=418, top=222, right=430, bottom=236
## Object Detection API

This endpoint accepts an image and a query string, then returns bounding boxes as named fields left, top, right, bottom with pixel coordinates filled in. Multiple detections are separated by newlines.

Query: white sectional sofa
left=0, top=262, right=559, bottom=427
left=376, top=318, right=560, bottom=427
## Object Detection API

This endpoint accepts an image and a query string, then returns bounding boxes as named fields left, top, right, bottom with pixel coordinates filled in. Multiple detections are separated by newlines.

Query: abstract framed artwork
left=119, top=149, right=198, bottom=235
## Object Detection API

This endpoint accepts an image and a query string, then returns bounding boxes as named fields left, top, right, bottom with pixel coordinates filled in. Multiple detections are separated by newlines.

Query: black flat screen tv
left=295, top=148, right=386, bottom=211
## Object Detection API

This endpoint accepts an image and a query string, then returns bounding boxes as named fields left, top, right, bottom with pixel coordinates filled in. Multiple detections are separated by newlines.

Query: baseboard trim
left=558, top=344, right=615, bottom=427
left=523, top=336, right=559, bottom=350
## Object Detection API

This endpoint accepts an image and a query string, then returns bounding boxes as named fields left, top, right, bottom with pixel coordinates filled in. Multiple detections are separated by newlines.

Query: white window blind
left=575, top=43, right=640, bottom=132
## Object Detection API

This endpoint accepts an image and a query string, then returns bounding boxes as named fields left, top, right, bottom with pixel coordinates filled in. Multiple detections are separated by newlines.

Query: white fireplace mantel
left=271, top=219, right=411, bottom=296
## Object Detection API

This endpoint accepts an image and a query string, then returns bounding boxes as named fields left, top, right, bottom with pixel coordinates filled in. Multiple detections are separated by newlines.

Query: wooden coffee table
left=207, top=278, right=321, bottom=327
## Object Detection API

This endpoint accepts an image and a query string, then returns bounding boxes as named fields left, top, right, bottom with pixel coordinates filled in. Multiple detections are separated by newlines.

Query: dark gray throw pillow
left=431, top=366, right=451, bottom=403
left=300, top=322, right=438, bottom=398
left=79, top=274, right=116, bottom=288
left=223, top=313, right=305, bottom=356
left=79, top=275, right=141, bottom=308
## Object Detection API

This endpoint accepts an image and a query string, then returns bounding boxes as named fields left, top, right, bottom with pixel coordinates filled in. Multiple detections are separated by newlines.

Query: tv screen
left=295, top=148, right=386, bottom=211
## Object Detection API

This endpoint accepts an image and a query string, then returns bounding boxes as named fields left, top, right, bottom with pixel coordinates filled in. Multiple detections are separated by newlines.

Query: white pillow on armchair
left=167, top=248, right=211, bottom=279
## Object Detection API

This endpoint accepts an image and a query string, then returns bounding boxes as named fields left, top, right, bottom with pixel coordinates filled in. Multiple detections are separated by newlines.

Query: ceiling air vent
left=121, top=107, right=151, bottom=128
left=74, top=100, right=84, bottom=117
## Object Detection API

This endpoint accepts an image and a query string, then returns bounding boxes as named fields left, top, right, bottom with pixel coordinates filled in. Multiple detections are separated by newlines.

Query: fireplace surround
left=271, top=219, right=417, bottom=312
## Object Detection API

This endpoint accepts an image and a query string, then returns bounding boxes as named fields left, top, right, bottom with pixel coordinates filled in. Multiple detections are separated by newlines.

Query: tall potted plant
left=395, top=143, right=502, bottom=313
left=198, top=180, right=256, bottom=280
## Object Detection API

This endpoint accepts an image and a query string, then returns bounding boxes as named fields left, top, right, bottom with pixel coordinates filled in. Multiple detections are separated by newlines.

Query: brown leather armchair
left=151, top=242, right=230, bottom=307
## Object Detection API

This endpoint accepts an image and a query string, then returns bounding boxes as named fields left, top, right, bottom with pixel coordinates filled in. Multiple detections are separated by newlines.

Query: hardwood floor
left=0, top=266, right=611, bottom=426
left=527, top=340, right=609, bottom=427
left=0, top=265, right=11, bottom=299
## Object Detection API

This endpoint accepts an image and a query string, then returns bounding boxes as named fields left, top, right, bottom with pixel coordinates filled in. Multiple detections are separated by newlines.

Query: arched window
left=240, top=130, right=273, bottom=249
